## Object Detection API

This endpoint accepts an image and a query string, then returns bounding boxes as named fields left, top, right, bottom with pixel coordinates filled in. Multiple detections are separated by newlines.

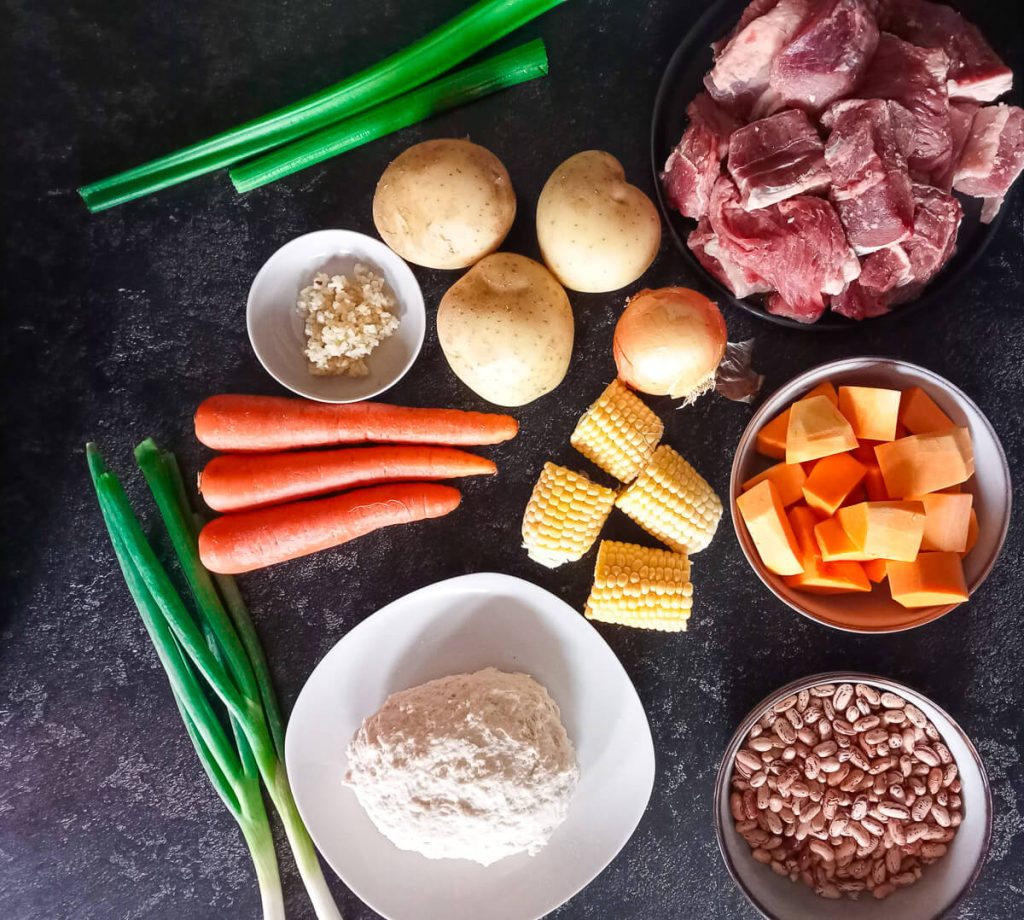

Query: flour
left=344, top=668, right=580, bottom=866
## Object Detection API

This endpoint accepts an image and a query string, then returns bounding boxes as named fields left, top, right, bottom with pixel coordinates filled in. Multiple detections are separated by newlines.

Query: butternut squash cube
left=887, top=552, right=969, bottom=608
left=802, top=453, right=867, bottom=517
left=836, top=501, right=926, bottom=561
left=838, top=386, right=902, bottom=441
left=786, top=396, right=858, bottom=465
left=862, top=558, right=888, bottom=583
left=899, top=387, right=955, bottom=435
left=814, top=516, right=872, bottom=561
left=963, top=509, right=979, bottom=555
left=756, top=382, right=838, bottom=459
left=784, top=506, right=870, bottom=594
left=874, top=429, right=974, bottom=497
left=743, top=462, right=807, bottom=507
left=863, top=464, right=888, bottom=501
left=910, top=492, right=974, bottom=553
left=736, top=480, right=804, bottom=576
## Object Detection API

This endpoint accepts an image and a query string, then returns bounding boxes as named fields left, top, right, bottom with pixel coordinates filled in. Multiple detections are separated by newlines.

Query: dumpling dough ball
left=537, top=150, right=662, bottom=293
left=437, top=253, right=574, bottom=407
left=373, top=139, right=516, bottom=270
left=344, top=668, right=580, bottom=866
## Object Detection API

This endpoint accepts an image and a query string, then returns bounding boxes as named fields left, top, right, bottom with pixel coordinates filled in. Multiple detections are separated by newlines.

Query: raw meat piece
left=766, top=291, right=828, bottom=322
left=879, top=0, right=1013, bottom=102
left=708, top=177, right=860, bottom=322
left=830, top=283, right=891, bottom=318
left=953, top=104, right=1024, bottom=223
left=662, top=94, right=741, bottom=220
left=860, top=243, right=913, bottom=290
left=768, top=0, right=880, bottom=112
left=688, top=218, right=772, bottom=298
left=932, top=100, right=979, bottom=190
left=727, top=109, right=831, bottom=210
left=712, top=0, right=781, bottom=55
left=823, top=99, right=914, bottom=251
left=856, top=33, right=953, bottom=177
left=705, top=0, right=811, bottom=114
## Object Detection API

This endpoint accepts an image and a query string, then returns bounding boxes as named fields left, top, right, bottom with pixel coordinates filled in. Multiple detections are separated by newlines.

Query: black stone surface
left=2, top=1, right=1022, bottom=918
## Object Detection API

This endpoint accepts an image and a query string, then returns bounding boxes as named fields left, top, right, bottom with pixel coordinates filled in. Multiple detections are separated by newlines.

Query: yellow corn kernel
left=584, top=540, right=693, bottom=632
left=522, top=463, right=617, bottom=568
left=570, top=379, right=664, bottom=483
left=615, top=445, right=722, bottom=554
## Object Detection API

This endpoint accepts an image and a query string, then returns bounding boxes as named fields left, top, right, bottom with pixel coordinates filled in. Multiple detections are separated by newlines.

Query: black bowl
left=649, top=0, right=1006, bottom=331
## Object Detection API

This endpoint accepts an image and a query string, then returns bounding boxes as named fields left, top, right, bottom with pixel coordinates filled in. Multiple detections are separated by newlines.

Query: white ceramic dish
left=285, top=573, right=656, bottom=920
left=714, top=672, right=992, bottom=920
left=247, top=229, right=425, bottom=403
left=730, top=357, right=1011, bottom=633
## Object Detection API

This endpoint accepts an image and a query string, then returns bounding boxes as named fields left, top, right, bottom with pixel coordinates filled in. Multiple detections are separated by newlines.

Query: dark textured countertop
left=2, top=1, right=1022, bottom=918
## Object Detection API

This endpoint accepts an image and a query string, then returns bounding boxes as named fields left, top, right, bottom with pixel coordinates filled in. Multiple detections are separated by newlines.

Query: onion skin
left=613, top=288, right=727, bottom=400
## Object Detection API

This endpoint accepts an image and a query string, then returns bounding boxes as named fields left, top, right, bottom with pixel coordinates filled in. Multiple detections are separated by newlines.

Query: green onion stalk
left=230, top=39, right=549, bottom=193
left=86, top=442, right=341, bottom=920
left=78, top=0, right=566, bottom=211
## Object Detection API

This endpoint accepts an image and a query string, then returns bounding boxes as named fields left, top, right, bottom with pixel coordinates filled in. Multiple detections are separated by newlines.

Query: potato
left=536, top=150, right=661, bottom=293
left=373, top=139, right=516, bottom=270
left=437, top=253, right=574, bottom=407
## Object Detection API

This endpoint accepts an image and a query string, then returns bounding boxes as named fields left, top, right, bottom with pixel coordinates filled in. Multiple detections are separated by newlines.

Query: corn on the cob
left=584, top=540, right=692, bottom=631
left=615, top=445, right=722, bottom=554
left=570, top=379, right=664, bottom=483
left=522, top=463, right=617, bottom=568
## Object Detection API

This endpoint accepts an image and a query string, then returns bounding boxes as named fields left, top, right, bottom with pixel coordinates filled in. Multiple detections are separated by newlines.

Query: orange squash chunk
left=743, top=462, right=808, bottom=507
left=874, top=429, right=973, bottom=498
left=736, top=480, right=804, bottom=576
left=838, top=386, right=901, bottom=441
left=802, top=453, right=867, bottom=516
left=963, top=509, right=979, bottom=555
left=786, top=396, right=858, bottom=465
left=887, top=552, right=969, bottom=608
left=756, top=382, right=839, bottom=459
left=785, top=506, right=870, bottom=594
left=899, top=387, right=955, bottom=435
left=836, top=501, right=926, bottom=561
left=862, top=558, right=888, bottom=583
left=814, top=516, right=871, bottom=561
left=863, top=464, right=888, bottom=501
left=910, top=492, right=974, bottom=553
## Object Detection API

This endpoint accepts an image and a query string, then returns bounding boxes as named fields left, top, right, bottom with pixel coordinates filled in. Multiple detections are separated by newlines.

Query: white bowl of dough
left=285, top=573, right=656, bottom=920
left=247, top=229, right=425, bottom=403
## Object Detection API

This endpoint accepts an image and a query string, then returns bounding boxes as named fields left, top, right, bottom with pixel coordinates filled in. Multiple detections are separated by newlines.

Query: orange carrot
left=198, top=482, right=461, bottom=574
left=194, top=395, right=518, bottom=451
left=199, top=445, right=496, bottom=512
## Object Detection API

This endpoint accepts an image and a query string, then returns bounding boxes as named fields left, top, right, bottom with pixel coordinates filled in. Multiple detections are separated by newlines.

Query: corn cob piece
left=570, top=379, right=664, bottom=483
left=615, top=445, right=722, bottom=554
left=522, top=463, right=617, bottom=568
left=585, top=540, right=692, bottom=632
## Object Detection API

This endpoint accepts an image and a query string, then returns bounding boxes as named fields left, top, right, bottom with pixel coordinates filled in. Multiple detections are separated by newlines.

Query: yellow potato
left=437, top=253, right=574, bottom=407
left=537, top=151, right=661, bottom=293
left=373, top=139, right=515, bottom=270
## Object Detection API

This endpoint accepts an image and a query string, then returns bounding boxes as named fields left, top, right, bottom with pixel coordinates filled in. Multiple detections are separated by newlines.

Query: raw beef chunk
left=727, top=109, right=831, bottom=209
left=708, top=176, right=859, bottom=322
left=824, top=99, right=914, bottom=251
left=856, top=33, right=953, bottom=177
left=768, top=0, right=880, bottom=113
left=879, top=0, right=1013, bottom=102
left=662, top=94, right=741, bottom=220
left=932, top=100, right=979, bottom=190
left=688, top=218, right=772, bottom=298
left=952, top=104, right=1024, bottom=223
left=705, top=0, right=811, bottom=114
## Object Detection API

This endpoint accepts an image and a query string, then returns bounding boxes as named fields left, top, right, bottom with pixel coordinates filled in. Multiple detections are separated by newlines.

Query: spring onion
left=86, top=441, right=341, bottom=920
left=231, top=39, right=548, bottom=193
left=78, top=0, right=566, bottom=211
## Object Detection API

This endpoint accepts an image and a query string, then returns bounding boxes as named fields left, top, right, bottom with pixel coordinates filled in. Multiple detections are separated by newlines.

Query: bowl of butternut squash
left=730, top=358, right=1010, bottom=633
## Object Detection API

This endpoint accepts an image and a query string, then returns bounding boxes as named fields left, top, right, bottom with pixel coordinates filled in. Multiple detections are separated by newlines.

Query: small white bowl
left=246, top=229, right=425, bottom=403
left=285, top=573, right=655, bottom=920
left=730, top=357, right=1011, bottom=633
left=714, top=673, right=992, bottom=920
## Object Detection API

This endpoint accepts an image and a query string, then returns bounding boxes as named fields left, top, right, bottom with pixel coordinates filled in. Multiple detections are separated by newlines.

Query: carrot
left=194, top=395, right=518, bottom=452
left=198, top=445, right=496, bottom=512
left=198, top=482, right=461, bottom=574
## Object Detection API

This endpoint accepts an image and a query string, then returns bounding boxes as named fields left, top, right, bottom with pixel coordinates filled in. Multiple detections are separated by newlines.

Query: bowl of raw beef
left=651, top=0, right=1022, bottom=329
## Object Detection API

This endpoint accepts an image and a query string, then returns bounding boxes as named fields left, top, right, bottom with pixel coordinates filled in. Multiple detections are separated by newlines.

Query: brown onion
left=613, top=287, right=727, bottom=400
